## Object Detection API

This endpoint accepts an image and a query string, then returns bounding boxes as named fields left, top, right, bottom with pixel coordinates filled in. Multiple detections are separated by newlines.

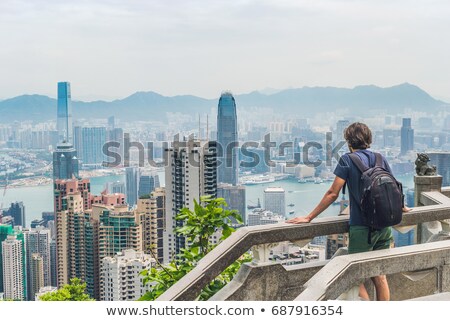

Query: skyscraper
left=401, top=118, right=414, bottom=155
left=138, top=174, right=159, bottom=198
left=126, top=167, right=140, bottom=207
left=137, top=187, right=166, bottom=263
left=57, top=82, right=73, bottom=144
left=336, top=120, right=350, bottom=142
left=1, top=235, right=25, bottom=300
left=29, top=254, right=45, bottom=301
left=0, top=224, right=13, bottom=294
left=98, top=205, right=142, bottom=260
left=217, top=184, right=246, bottom=225
left=24, top=227, right=51, bottom=300
left=264, top=187, right=286, bottom=216
left=217, top=92, right=238, bottom=185
left=6, top=201, right=26, bottom=227
left=52, top=142, right=79, bottom=179
left=428, top=152, right=450, bottom=187
left=164, top=137, right=217, bottom=262
left=81, top=127, right=107, bottom=166
left=49, top=239, right=57, bottom=287
left=54, top=178, right=91, bottom=287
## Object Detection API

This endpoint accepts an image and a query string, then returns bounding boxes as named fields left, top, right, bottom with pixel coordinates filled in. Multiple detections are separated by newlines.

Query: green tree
left=39, top=278, right=94, bottom=301
left=140, top=196, right=251, bottom=301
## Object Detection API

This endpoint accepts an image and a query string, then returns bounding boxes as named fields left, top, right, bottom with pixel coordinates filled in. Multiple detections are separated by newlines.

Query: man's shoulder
left=338, top=153, right=351, bottom=165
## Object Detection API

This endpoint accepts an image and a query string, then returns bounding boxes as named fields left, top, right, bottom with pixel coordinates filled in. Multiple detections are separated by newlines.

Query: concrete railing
left=157, top=190, right=450, bottom=301
left=296, top=240, right=450, bottom=301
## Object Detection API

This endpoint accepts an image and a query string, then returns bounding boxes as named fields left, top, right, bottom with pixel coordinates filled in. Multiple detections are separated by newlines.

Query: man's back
left=334, top=149, right=393, bottom=226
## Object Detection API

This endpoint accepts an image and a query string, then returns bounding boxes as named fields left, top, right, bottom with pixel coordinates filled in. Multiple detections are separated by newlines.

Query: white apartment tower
left=100, top=249, right=154, bottom=301
left=2, top=235, right=24, bottom=300
left=264, top=187, right=286, bottom=216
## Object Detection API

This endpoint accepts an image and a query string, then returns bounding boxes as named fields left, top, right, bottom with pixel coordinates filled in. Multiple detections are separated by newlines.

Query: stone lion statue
left=415, top=153, right=437, bottom=176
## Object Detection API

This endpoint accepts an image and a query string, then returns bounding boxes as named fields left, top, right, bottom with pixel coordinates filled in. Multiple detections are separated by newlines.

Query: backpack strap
left=374, top=152, right=383, bottom=167
left=348, top=153, right=369, bottom=173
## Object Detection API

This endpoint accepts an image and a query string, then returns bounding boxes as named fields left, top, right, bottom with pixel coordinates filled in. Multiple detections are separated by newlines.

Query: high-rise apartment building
left=217, top=92, right=238, bottom=185
left=1, top=235, right=25, bottom=300
left=54, top=175, right=145, bottom=299
left=264, top=187, right=286, bottom=216
left=98, top=205, right=142, bottom=260
left=401, top=118, right=414, bottom=155
left=126, top=167, right=140, bottom=207
left=0, top=224, right=13, bottom=294
left=24, top=227, right=51, bottom=300
left=137, top=187, right=165, bottom=263
left=164, top=137, right=217, bottom=262
left=100, top=249, right=154, bottom=301
left=50, top=239, right=57, bottom=287
left=29, top=254, right=45, bottom=300
left=57, top=82, right=73, bottom=144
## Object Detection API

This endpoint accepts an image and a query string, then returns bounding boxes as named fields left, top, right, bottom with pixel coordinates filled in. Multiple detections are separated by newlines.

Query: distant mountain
left=0, top=83, right=447, bottom=123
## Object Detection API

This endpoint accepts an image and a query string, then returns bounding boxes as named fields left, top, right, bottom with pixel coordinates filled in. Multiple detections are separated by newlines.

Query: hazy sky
left=1, top=0, right=450, bottom=101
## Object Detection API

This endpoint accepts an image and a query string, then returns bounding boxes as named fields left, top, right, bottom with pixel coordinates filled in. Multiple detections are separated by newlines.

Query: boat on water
left=314, top=178, right=324, bottom=184
left=298, top=178, right=307, bottom=183
left=288, top=203, right=295, bottom=207
left=289, top=210, right=295, bottom=214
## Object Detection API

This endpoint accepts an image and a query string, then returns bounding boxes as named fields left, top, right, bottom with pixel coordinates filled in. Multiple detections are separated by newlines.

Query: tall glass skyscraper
left=52, top=142, right=79, bottom=179
left=57, top=82, right=73, bottom=144
left=217, top=92, right=238, bottom=185
left=401, top=118, right=414, bottom=155
left=126, top=167, right=140, bottom=207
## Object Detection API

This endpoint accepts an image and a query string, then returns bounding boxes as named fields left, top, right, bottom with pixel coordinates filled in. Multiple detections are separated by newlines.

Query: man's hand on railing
left=403, top=206, right=412, bottom=212
left=286, top=216, right=312, bottom=224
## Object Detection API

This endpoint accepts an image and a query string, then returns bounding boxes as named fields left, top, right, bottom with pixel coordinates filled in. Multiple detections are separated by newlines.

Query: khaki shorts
left=348, top=225, right=393, bottom=254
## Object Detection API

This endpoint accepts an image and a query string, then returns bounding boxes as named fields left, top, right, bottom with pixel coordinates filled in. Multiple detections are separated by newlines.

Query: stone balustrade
left=157, top=175, right=450, bottom=301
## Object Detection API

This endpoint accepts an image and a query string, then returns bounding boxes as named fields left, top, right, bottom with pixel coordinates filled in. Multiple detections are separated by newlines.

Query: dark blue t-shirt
left=333, top=149, right=393, bottom=226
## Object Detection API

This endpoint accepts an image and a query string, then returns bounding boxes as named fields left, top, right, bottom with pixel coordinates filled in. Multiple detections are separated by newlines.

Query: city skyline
left=1, top=1, right=450, bottom=101
left=2, top=0, right=450, bottom=303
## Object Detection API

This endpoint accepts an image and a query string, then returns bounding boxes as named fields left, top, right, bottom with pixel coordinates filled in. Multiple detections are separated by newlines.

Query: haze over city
left=1, top=0, right=450, bottom=101
left=2, top=0, right=450, bottom=308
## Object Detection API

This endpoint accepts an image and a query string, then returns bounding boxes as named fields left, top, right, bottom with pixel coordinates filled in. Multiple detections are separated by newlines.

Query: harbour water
left=1, top=172, right=414, bottom=227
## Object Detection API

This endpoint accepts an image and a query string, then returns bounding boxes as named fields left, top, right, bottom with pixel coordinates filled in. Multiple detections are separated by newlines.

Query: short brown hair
left=344, top=122, right=372, bottom=150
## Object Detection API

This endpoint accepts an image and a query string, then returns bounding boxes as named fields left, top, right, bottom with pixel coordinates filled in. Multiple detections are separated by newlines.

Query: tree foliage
left=39, top=278, right=94, bottom=301
left=140, top=196, right=251, bottom=301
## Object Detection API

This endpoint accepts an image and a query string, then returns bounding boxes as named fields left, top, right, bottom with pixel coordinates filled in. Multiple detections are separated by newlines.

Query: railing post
left=414, top=175, right=443, bottom=243
left=251, top=243, right=280, bottom=264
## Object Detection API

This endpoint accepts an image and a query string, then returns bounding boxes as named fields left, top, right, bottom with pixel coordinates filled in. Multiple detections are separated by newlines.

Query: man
left=287, top=122, right=410, bottom=300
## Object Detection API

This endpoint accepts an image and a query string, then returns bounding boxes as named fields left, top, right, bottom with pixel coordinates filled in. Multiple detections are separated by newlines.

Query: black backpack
left=347, top=152, right=404, bottom=240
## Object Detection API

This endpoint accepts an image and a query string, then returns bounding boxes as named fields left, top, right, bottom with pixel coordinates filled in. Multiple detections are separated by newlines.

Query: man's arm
left=286, top=176, right=346, bottom=224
